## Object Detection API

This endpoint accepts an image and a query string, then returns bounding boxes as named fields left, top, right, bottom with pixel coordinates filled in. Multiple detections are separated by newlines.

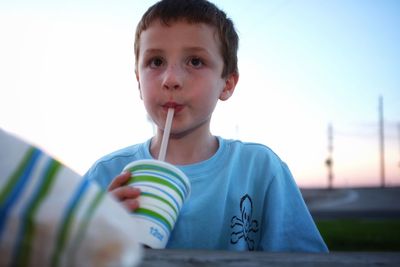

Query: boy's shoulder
left=84, top=140, right=151, bottom=187
left=90, top=140, right=149, bottom=170
left=221, top=137, right=281, bottom=160
left=218, top=137, right=292, bottom=182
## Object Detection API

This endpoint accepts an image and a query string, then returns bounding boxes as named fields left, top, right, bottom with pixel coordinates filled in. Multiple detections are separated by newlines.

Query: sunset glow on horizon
left=1, top=0, right=399, bottom=188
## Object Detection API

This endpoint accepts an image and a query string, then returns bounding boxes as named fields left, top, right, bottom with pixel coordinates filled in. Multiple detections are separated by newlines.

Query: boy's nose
left=162, top=64, right=183, bottom=90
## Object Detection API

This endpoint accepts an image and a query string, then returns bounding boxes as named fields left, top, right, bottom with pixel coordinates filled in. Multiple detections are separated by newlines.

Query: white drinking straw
left=158, top=108, right=174, bottom=161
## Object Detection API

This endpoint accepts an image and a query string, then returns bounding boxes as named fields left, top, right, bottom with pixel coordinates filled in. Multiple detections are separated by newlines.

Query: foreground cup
left=122, top=159, right=191, bottom=249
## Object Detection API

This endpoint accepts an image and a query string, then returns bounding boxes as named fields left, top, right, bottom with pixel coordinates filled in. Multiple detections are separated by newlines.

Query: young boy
left=84, top=0, right=328, bottom=252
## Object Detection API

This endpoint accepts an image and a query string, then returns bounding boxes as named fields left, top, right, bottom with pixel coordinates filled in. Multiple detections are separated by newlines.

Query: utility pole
left=325, top=123, right=334, bottom=189
left=378, top=96, right=385, bottom=188
left=398, top=122, right=400, bottom=179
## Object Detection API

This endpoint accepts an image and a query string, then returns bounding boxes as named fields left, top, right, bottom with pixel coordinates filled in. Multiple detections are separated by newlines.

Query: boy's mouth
left=162, top=102, right=184, bottom=113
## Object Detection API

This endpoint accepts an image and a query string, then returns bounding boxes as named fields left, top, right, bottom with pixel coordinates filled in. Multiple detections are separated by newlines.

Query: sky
left=0, top=0, right=399, bottom=188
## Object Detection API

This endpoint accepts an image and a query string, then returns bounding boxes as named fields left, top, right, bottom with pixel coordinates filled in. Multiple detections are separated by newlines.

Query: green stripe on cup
left=134, top=208, right=172, bottom=231
left=50, top=180, right=105, bottom=267
left=141, top=192, right=178, bottom=217
left=0, top=147, right=35, bottom=203
left=68, top=190, right=106, bottom=263
left=129, top=175, right=184, bottom=203
left=14, top=159, right=61, bottom=267
left=127, top=164, right=189, bottom=194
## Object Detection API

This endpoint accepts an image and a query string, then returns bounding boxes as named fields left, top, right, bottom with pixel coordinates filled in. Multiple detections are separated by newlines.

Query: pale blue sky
left=0, top=0, right=399, bottom=187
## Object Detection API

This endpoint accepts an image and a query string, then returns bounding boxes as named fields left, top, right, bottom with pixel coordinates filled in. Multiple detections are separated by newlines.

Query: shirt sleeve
left=259, top=161, right=329, bottom=252
left=82, top=162, right=112, bottom=191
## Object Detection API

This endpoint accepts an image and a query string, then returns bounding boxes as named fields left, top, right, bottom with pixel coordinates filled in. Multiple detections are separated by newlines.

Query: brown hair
left=134, top=0, right=239, bottom=78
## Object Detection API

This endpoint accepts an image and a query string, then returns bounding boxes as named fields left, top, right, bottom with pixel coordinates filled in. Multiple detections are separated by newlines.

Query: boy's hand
left=108, top=172, right=141, bottom=211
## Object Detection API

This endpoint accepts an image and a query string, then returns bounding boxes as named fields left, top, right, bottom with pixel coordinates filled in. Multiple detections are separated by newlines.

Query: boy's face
left=136, top=20, right=238, bottom=136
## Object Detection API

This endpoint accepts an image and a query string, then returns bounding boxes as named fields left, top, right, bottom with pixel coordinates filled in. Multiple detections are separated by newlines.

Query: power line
left=333, top=121, right=399, bottom=139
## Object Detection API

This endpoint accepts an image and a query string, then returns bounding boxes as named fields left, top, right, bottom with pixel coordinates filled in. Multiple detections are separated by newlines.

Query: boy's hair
left=134, top=0, right=239, bottom=78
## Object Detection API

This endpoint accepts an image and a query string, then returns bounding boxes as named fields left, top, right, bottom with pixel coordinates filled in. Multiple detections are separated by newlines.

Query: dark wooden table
left=139, top=249, right=400, bottom=267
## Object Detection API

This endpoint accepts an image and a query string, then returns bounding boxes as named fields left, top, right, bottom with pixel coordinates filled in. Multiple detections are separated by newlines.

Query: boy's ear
left=219, top=72, right=239, bottom=101
left=135, top=70, right=143, bottom=100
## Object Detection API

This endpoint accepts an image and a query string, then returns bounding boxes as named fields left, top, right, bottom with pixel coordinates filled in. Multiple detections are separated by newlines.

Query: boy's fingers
left=111, top=186, right=141, bottom=201
left=122, top=199, right=140, bottom=211
left=108, top=172, right=131, bottom=191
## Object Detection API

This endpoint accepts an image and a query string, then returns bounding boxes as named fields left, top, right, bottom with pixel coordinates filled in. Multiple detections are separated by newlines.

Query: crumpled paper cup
left=0, top=129, right=142, bottom=267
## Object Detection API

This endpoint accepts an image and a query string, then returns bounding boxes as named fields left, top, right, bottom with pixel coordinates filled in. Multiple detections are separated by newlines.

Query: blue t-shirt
left=83, top=137, right=328, bottom=252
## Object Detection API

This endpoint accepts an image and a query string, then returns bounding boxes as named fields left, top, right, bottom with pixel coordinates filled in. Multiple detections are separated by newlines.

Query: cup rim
left=122, top=159, right=191, bottom=196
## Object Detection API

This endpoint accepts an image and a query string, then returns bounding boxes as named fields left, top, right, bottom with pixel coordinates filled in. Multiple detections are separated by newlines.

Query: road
left=301, top=187, right=400, bottom=219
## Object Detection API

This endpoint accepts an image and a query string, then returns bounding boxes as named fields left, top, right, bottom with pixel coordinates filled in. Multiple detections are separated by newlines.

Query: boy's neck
left=150, top=130, right=218, bottom=165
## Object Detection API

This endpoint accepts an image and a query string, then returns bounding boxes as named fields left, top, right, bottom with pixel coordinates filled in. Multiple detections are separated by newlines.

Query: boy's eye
left=149, top=57, right=164, bottom=68
left=188, top=57, right=203, bottom=68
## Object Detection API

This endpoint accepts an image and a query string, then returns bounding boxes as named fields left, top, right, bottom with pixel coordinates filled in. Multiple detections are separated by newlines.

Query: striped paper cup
left=122, top=159, right=191, bottom=249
